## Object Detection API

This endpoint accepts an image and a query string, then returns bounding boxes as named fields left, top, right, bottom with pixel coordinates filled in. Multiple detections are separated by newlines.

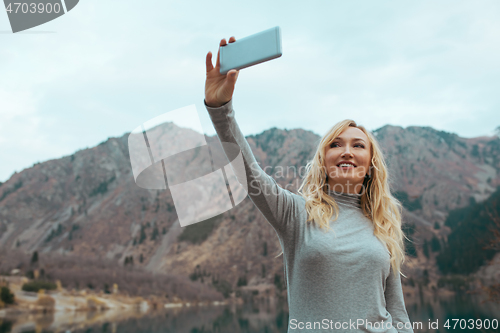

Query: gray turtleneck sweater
left=205, top=99, right=414, bottom=333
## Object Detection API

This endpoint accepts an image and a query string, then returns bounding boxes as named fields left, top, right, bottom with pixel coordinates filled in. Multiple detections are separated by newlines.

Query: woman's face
left=324, top=127, right=372, bottom=195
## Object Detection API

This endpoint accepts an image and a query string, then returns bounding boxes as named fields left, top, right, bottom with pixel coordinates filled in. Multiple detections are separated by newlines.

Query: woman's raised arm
left=204, top=38, right=304, bottom=238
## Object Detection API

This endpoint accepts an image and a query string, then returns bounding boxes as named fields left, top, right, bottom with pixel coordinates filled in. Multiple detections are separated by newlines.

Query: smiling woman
left=204, top=36, right=413, bottom=333
left=296, top=116, right=406, bottom=275
left=324, top=125, right=372, bottom=195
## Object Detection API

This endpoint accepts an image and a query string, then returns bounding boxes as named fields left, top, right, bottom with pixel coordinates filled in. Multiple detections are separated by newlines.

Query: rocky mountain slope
left=1, top=121, right=499, bottom=297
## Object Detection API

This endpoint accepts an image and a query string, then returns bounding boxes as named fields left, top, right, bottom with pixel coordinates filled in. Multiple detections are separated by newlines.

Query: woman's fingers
left=206, top=51, right=214, bottom=73
left=227, top=69, right=239, bottom=83
left=215, top=39, right=225, bottom=69
left=213, top=37, right=236, bottom=71
left=205, top=37, right=239, bottom=107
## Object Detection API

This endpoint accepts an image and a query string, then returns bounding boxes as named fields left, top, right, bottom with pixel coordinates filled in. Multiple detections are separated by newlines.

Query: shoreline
left=0, top=275, right=238, bottom=317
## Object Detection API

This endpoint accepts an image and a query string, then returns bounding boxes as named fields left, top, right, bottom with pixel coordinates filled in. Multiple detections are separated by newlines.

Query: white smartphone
left=219, top=26, right=283, bottom=75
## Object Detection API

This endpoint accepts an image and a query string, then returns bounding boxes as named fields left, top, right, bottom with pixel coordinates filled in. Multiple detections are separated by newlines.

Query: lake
left=1, top=292, right=499, bottom=332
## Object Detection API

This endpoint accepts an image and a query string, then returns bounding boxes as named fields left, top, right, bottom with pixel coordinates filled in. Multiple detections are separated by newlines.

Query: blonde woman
left=204, top=37, right=414, bottom=333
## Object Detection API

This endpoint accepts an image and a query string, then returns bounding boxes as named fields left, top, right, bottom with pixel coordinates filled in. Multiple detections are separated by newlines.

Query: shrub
left=0, top=286, right=15, bottom=304
left=25, top=270, right=34, bottom=279
left=139, top=225, right=147, bottom=244
left=31, top=251, right=38, bottom=264
left=89, top=176, right=116, bottom=197
left=212, top=279, right=232, bottom=298
left=22, top=280, right=57, bottom=292
left=151, top=226, right=159, bottom=241
left=237, top=276, right=247, bottom=287
left=0, top=320, right=13, bottom=332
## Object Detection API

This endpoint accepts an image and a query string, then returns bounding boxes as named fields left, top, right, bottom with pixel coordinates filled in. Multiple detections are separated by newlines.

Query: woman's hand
left=205, top=37, right=240, bottom=108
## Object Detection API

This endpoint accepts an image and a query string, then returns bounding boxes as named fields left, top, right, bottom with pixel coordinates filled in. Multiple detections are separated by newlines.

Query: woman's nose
left=342, top=147, right=353, bottom=157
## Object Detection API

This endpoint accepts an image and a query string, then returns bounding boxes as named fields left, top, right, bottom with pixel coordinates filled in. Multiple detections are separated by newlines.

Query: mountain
left=0, top=121, right=499, bottom=298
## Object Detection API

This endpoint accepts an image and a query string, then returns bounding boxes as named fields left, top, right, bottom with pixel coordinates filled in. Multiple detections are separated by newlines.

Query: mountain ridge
left=1, top=120, right=499, bottom=299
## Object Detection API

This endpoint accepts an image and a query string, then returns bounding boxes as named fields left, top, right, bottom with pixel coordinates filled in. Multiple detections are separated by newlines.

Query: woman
left=204, top=37, right=414, bottom=333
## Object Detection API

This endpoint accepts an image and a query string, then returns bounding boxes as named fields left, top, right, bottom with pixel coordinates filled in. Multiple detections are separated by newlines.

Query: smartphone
left=219, top=26, right=283, bottom=75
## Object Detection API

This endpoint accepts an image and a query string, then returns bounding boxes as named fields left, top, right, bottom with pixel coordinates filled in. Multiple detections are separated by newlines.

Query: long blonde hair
left=276, top=119, right=408, bottom=278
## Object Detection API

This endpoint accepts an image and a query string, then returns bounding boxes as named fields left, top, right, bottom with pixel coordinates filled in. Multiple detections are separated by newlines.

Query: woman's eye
left=330, top=142, right=364, bottom=148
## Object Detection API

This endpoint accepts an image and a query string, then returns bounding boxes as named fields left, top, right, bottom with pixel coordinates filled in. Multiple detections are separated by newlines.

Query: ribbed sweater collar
left=326, top=189, right=362, bottom=209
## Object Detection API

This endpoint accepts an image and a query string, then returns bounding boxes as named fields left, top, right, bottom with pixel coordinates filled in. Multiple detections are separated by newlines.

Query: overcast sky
left=1, top=0, right=499, bottom=182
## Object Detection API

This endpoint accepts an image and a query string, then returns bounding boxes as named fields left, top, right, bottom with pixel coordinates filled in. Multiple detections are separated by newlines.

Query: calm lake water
left=2, top=292, right=499, bottom=333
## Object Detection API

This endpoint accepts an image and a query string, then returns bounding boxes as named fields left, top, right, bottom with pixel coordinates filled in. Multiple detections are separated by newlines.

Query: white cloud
left=0, top=0, right=499, bottom=182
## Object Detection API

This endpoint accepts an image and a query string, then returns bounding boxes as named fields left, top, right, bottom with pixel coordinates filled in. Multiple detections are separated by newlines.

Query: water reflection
left=1, top=293, right=499, bottom=332
left=72, top=301, right=289, bottom=333
left=406, top=292, right=499, bottom=332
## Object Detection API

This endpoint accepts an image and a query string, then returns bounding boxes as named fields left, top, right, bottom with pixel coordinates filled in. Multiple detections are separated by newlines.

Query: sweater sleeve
left=385, top=267, right=414, bottom=333
left=204, top=99, right=303, bottom=238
